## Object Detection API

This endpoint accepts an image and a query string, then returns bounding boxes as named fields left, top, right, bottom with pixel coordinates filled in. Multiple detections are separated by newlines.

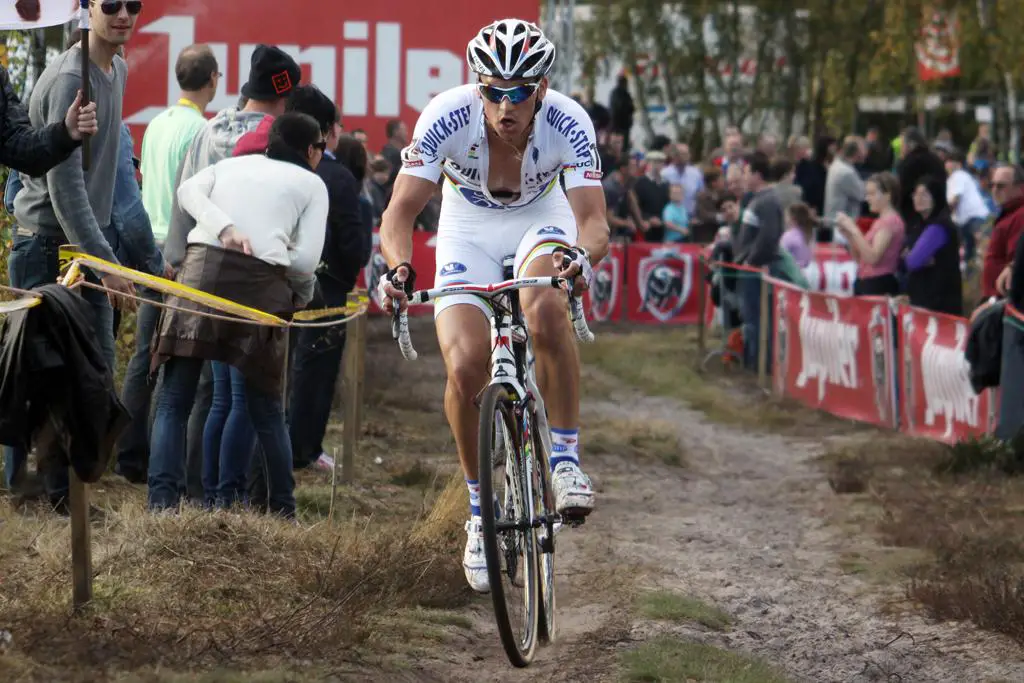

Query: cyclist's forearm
left=577, top=216, right=610, bottom=264
left=379, top=202, right=416, bottom=267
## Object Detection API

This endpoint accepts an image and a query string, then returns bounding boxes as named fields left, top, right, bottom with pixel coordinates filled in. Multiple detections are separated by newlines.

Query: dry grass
left=580, top=326, right=852, bottom=436
left=819, top=433, right=1024, bottom=645
left=0, top=321, right=475, bottom=682
left=0, top=473, right=469, bottom=683
left=585, top=416, right=686, bottom=467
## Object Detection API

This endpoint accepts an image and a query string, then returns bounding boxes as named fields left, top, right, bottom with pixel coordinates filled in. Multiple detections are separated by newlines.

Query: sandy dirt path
left=382, top=324, right=1024, bottom=682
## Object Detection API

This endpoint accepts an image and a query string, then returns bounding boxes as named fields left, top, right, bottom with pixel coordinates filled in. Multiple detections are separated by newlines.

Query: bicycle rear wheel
left=478, top=383, right=540, bottom=667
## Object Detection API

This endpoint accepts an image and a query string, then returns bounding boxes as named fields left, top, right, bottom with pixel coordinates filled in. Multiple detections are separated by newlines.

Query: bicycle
left=391, top=254, right=594, bottom=667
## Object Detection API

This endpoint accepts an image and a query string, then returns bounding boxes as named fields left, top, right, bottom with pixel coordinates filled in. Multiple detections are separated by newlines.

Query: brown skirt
left=151, top=244, right=293, bottom=396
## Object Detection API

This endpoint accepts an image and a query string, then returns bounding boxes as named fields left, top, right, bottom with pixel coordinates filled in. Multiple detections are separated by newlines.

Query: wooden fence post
left=757, top=268, right=770, bottom=388
left=697, top=255, right=707, bottom=357
left=69, top=472, right=92, bottom=610
left=340, top=295, right=366, bottom=484
left=352, top=288, right=368, bottom=436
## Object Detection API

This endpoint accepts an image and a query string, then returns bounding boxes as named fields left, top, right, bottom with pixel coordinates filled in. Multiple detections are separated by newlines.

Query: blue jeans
left=288, top=276, right=350, bottom=468
left=149, top=357, right=295, bottom=516
left=203, top=362, right=256, bottom=507
left=114, top=287, right=161, bottom=480
left=3, top=233, right=114, bottom=501
left=739, top=273, right=767, bottom=371
left=961, top=216, right=985, bottom=268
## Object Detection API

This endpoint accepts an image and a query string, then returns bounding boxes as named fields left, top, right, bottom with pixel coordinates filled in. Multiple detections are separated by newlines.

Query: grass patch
left=621, top=636, right=791, bottom=683
left=819, top=432, right=1024, bottom=646
left=585, top=417, right=685, bottom=467
left=636, top=590, right=731, bottom=630
left=580, top=327, right=845, bottom=435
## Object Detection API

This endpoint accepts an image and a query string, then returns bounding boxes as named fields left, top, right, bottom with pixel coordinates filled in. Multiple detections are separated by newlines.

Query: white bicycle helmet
left=466, top=19, right=556, bottom=81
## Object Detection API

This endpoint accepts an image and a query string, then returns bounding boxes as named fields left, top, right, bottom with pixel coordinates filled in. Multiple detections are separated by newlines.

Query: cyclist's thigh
left=434, top=236, right=498, bottom=373
left=512, top=201, right=579, bottom=278
left=433, top=233, right=504, bottom=322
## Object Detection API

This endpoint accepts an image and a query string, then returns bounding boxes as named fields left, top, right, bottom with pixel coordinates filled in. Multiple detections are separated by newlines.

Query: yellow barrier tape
left=293, top=304, right=363, bottom=321
left=58, top=246, right=286, bottom=326
left=0, top=297, right=41, bottom=314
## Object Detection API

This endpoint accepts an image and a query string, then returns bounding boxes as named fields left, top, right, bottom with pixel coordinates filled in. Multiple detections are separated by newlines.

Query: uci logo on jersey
left=537, top=226, right=565, bottom=236
left=440, top=262, right=467, bottom=277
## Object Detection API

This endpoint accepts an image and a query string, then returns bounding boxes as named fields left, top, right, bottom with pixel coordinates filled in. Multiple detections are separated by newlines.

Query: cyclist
left=378, top=19, right=610, bottom=593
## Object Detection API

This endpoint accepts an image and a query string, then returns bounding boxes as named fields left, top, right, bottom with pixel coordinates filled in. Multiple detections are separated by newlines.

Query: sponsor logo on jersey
left=401, top=139, right=425, bottom=167
left=439, top=261, right=468, bottom=277
left=544, top=105, right=592, bottom=158
left=537, top=226, right=565, bottom=235
left=584, top=170, right=602, bottom=180
left=418, top=104, right=472, bottom=159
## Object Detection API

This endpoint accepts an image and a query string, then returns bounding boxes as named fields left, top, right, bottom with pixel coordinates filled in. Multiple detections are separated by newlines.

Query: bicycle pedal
left=560, top=512, right=588, bottom=528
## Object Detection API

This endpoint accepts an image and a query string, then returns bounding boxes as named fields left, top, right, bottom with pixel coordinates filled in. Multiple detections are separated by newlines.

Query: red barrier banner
left=583, top=242, right=625, bottom=322
left=804, top=245, right=857, bottom=296
left=626, top=243, right=704, bottom=324
left=772, top=278, right=895, bottom=427
left=898, top=304, right=995, bottom=443
left=359, top=231, right=436, bottom=315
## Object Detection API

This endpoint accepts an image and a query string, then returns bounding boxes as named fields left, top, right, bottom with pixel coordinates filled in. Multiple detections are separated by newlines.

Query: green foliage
left=578, top=0, right=1024, bottom=142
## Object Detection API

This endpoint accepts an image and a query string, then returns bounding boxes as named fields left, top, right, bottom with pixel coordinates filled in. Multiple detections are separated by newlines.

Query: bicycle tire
left=478, top=383, right=540, bottom=667
left=530, top=407, right=557, bottom=644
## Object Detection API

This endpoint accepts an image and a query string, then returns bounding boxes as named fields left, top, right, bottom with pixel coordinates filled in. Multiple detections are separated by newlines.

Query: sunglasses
left=97, top=1, right=143, bottom=15
left=313, top=140, right=327, bottom=152
left=477, top=82, right=539, bottom=105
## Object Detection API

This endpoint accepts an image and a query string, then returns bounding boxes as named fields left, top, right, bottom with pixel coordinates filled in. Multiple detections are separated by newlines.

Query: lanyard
left=177, top=98, right=203, bottom=114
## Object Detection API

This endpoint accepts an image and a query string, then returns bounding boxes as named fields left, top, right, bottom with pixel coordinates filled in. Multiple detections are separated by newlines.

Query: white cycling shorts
left=432, top=184, right=578, bottom=319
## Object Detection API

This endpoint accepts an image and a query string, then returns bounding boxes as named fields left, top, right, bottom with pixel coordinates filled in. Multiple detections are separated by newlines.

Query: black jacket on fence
left=965, top=300, right=1004, bottom=394
left=0, top=285, right=129, bottom=482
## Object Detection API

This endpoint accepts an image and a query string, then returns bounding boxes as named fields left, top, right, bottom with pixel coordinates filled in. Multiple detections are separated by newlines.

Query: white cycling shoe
left=463, top=516, right=490, bottom=593
left=552, top=462, right=595, bottom=516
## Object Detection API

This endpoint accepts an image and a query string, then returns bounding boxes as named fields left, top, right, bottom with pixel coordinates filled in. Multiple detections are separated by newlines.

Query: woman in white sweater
left=148, top=113, right=329, bottom=517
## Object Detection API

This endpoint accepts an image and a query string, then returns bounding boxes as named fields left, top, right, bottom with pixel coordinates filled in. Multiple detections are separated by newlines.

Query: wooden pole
left=697, top=255, right=707, bottom=357
left=757, top=268, right=770, bottom=388
left=79, top=2, right=90, bottom=171
left=69, top=472, right=92, bottom=610
left=340, top=311, right=363, bottom=485
left=351, top=289, right=368, bottom=436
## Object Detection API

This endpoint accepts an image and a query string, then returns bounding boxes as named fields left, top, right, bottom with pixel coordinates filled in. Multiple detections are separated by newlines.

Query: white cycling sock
left=550, top=428, right=580, bottom=471
left=466, top=479, right=481, bottom=516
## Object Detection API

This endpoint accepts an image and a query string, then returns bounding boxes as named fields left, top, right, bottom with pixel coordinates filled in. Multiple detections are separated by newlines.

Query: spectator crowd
left=0, top=4, right=399, bottom=518
left=574, top=73, right=1024, bottom=373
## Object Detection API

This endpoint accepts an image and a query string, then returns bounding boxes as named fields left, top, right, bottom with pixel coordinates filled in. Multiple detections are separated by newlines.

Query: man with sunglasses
left=6, top=0, right=140, bottom=513
left=378, top=19, right=609, bottom=593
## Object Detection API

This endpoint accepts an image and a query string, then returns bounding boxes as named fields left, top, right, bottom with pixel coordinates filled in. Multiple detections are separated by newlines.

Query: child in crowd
left=780, top=201, right=815, bottom=268
left=661, top=183, right=689, bottom=242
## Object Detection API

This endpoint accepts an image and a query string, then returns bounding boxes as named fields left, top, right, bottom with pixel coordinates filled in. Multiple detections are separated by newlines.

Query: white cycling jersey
left=398, top=84, right=603, bottom=209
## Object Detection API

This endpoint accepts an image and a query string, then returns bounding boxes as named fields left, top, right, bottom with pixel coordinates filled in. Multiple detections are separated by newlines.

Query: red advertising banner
left=804, top=244, right=856, bottom=296
left=916, top=8, right=961, bottom=82
left=626, top=243, right=705, bottom=324
left=583, top=242, right=625, bottom=322
left=898, top=304, right=995, bottom=443
left=771, top=278, right=895, bottom=428
left=121, top=1, right=536, bottom=153
left=359, top=231, right=437, bottom=316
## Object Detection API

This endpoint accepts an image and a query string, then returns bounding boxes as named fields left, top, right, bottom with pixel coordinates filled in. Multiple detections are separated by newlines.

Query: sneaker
left=463, top=516, right=490, bottom=593
left=313, top=453, right=335, bottom=472
left=552, top=462, right=594, bottom=516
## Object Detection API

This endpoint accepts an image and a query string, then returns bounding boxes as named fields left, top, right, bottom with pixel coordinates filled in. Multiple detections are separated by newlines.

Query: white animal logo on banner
left=795, top=293, right=860, bottom=401
left=921, top=316, right=979, bottom=438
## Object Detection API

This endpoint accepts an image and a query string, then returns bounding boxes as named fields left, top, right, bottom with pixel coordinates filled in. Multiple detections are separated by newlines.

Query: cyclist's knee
left=524, top=292, right=567, bottom=350
left=446, top=356, right=489, bottom=404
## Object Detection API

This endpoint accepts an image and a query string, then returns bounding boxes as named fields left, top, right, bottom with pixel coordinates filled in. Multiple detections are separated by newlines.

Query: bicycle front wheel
left=478, top=383, right=540, bottom=667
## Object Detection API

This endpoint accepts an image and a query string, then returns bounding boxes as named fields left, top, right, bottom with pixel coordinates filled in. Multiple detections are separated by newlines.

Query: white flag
left=0, top=0, right=78, bottom=30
